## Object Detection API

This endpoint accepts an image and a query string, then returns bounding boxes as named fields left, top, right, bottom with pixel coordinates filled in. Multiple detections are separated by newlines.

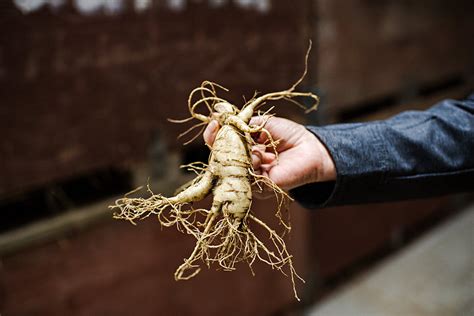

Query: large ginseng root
left=111, top=45, right=319, bottom=300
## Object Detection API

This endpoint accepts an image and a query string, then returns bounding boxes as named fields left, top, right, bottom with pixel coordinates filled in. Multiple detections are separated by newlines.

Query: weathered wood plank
left=0, top=198, right=311, bottom=315
left=350, top=81, right=473, bottom=122
left=310, top=198, right=450, bottom=278
left=0, top=1, right=311, bottom=196
left=316, top=0, right=474, bottom=114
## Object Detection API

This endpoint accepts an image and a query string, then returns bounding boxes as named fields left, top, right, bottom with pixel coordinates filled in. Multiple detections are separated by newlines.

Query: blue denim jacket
left=290, top=93, right=474, bottom=208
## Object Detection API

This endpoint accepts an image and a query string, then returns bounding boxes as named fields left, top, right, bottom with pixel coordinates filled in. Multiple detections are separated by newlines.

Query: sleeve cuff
left=291, top=122, right=389, bottom=208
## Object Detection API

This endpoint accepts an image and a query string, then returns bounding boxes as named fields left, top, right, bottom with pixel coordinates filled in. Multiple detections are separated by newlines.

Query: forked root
left=171, top=204, right=304, bottom=300
left=111, top=42, right=318, bottom=301
left=112, top=116, right=305, bottom=300
left=111, top=181, right=303, bottom=300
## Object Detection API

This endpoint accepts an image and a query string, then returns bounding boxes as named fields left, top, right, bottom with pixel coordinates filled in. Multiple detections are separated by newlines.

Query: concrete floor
left=307, top=203, right=474, bottom=316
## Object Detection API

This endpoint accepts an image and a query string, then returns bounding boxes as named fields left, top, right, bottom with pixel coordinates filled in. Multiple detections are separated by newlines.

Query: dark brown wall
left=1, top=198, right=310, bottom=316
left=1, top=0, right=473, bottom=315
left=316, top=0, right=474, bottom=115
left=3, top=0, right=473, bottom=194
left=0, top=0, right=312, bottom=197
left=1, top=1, right=315, bottom=315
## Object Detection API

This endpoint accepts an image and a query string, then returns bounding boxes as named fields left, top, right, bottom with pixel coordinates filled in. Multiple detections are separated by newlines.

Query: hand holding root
left=204, top=116, right=337, bottom=192
left=111, top=43, right=320, bottom=300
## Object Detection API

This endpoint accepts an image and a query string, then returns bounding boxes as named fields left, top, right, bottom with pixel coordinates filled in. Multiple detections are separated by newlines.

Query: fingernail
left=210, top=120, right=218, bottom=132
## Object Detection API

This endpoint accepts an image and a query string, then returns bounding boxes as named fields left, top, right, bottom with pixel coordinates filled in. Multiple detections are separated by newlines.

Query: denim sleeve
left=290, top=93, right=474, bottom=209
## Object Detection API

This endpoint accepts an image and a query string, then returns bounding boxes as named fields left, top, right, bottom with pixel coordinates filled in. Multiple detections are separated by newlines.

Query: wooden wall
left=309, top=0, right=474, bottom=297
left=1, top=1, right=315, bottom=315
left=0, top=198, right=311, bottom=315
left=0, top=0, right=312, bottom=197
left=316, top=0, right=474, bottom=117
left=1, top=0, right=473, bottom=314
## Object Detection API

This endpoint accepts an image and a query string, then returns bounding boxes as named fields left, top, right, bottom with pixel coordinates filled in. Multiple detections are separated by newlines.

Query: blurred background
left=0, top=0, right=473, bottom=315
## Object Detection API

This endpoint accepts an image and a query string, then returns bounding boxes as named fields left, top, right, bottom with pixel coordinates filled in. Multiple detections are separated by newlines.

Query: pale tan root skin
left=110, top=44, right=319, bottom=300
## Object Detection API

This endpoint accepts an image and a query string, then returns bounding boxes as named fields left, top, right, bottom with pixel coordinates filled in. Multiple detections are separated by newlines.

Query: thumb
left=203, top=120, right=219, bottom=146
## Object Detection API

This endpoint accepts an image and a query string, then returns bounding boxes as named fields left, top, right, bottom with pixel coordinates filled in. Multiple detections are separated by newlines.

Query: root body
left=111, top=44, right=319, bottom=300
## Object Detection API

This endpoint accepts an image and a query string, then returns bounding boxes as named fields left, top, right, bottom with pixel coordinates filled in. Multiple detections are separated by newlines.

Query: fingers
left=251, top=145, right=276, bottom=170
left=250, top=116, right=309, bottom=153
left=203, top=120, right=219, bottom=146
left=251, top=146, right=278, bottom=199
left=249, top=116, right=292, bottom=149
left=205, top=117, right=270, bottom=147
left=249, top=115, right=268, bottom=126
left=249, top=116, right=271, bottom=144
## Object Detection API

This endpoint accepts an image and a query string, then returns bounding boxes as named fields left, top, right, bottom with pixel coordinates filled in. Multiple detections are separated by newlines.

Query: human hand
left=203, top=116, right=336, bottom=191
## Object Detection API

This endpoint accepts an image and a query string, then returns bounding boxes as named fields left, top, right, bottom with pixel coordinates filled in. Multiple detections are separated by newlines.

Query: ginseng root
left=111, top=44, right=319, bottom=300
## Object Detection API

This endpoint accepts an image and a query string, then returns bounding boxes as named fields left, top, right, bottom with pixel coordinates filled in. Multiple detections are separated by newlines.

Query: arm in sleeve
left=290, top=93, right=474, bottom=208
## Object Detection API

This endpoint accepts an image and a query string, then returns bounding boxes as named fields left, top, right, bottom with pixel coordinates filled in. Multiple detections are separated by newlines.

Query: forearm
left=291, top=93, right=474, bottom=208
